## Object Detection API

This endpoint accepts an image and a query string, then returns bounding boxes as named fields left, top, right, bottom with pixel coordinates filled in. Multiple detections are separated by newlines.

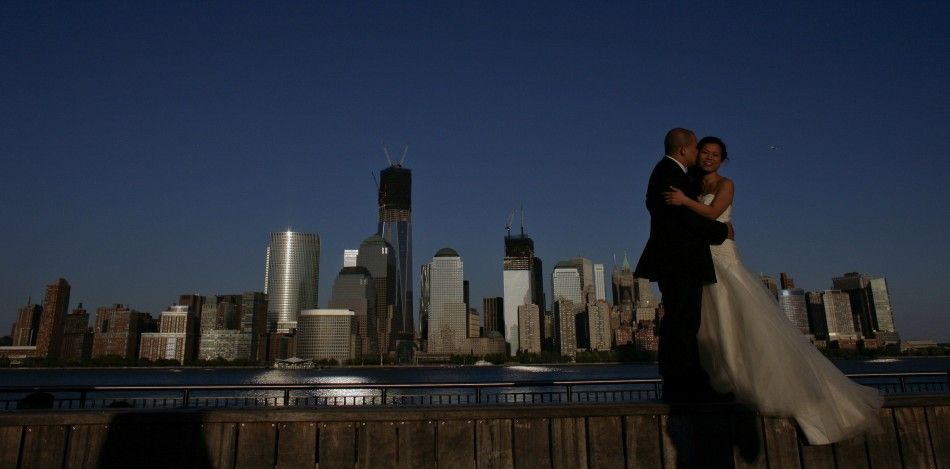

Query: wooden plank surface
left=276, top=421, right=316, bottom=469
left=398, top=420, right=436, bottom=469
left=437, top=419, right=475, bottom=469
left=0, top=426, right=22, bottom=469
left=20, top=425, right=67, bottom=469
left=660, top=413, right=694, bottom=469
left=201, top=422, right=237, bottom=469
left=925, top=406, right=949, bottom=469
left=513, top=418, right=551, bottom=469
left=358, top=421, right=398, bottom=469
left=588, top=416, right=625, bottom=469
left=319, top=421, right=355, bottom=469
left=731, top=412, right=766, bottom=469
left=762, top=418, right=800, bottom=469
left=798, top=443, right=834, bottom=469
left=865, top=408, right=901, bottom=469
left=833, top=434, right=869, bottom=469
left=551, top=417, right=586, bottom=469
left=894, top=407, right=935, bottom=469
left=148, top=422, right=197, bottom=467
left=624, top=415, right=662, bottom=469
left=64, top=424, right=108, bottom=469
left=236, top=422, right=277, bottom=469
left=476, top=419, right=513, bottom=469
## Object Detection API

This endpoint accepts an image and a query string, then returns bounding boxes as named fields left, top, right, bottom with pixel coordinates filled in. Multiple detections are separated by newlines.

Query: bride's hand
left=662, top=186, right=689, bottom=206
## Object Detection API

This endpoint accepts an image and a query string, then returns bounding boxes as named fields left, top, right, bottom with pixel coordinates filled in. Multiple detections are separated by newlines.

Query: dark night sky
left=1, top=1, right=947, bottom=340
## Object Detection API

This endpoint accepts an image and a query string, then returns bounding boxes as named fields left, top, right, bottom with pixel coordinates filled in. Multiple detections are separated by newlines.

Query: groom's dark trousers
left=634, top=157, right=729, bottom=401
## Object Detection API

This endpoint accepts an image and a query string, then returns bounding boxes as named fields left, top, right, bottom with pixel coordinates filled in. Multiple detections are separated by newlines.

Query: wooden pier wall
left=0, top=395, right=946, bottom=468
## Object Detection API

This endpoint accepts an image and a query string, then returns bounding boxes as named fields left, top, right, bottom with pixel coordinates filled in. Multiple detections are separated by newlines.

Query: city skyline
left=1, top=2, right=947, bottom=342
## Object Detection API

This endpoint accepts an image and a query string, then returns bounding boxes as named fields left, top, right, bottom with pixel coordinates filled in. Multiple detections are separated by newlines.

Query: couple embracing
left=635, top=128, right=882, bottom=445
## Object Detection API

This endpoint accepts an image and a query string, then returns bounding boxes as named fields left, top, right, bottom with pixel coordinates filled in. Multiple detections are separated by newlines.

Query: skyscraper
left=328, top=266, right=376, bottom=358
left=822, top=289, right=857, bottom=339
left=61, top=304, right=93, bottom=363
left=424, top=248, right=467, bottom=354
left=264, top=230, right=321, bottom=333
left=502, top=231, right=541, bottom=355
left=11, top=303, right=42, bottom=346
left=482, top=297, right=504, bottom=336
left=593, top=264, right=606, bottom=302
left=612, top=256, right=635, bottom=321
left=377, top=161, right=414, bottom=341
left=297, top=309, right=359, bottom=363
left=35, top=278, right=70, bottom=359
left=758, top=274, right=779, bottom=299
left=92, top=304, right=149, bottom=360
left=833, top=272, right=899, bottom=342
left=780, top=272, right=796, bottom=290
left=357, top=234, right=395, bottom=354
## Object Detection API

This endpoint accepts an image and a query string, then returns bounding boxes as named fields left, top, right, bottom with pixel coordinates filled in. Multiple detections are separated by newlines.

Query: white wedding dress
left=696, top=194, right=883, bottom=445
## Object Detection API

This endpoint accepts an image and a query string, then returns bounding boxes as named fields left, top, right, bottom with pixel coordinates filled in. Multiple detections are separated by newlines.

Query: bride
left=663, top=136, right=883, bottom=445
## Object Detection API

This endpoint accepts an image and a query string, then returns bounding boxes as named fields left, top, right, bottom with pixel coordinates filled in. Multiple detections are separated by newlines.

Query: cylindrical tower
left=264, top=231, right=320, bottom=333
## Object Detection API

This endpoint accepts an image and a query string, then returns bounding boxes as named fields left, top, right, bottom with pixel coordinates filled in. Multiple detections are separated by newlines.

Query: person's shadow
left=98, top=406, right=213, bottom=468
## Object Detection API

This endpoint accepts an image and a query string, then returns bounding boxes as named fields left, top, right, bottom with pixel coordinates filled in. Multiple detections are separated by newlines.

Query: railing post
left=283, top=389, right=290, bottom=406
left=79, top=391, right=87, bottom=409
left=566, top=384, right=573, bottom=402
left=381, top=388, right=388, bottom=405
left=182, top=389, right=190, bottom=408
left=476, top=386, right=481, bottom=404
left=899, top=376, right=907, bottom=393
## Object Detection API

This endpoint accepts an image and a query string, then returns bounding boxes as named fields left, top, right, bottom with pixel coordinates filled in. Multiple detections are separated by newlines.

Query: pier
left=1, top=394, right=947, bottom=468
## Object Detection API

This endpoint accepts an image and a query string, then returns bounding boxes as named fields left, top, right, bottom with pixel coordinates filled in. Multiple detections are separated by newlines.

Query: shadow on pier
left=0, top=395, right=946, bottom=468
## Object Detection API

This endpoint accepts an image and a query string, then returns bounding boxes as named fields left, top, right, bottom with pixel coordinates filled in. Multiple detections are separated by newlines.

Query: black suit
left=634, top=157, right=729, bottom=400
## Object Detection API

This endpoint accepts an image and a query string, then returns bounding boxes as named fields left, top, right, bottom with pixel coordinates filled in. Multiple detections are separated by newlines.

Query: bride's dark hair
left=698, top=136, right=728, bottom=161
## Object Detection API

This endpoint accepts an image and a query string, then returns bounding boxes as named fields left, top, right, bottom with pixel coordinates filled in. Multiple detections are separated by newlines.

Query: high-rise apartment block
left=139, top=305, right=195, bottom=364
left=264, top=230, right=320, bottom=333
left=377, top=162, right=414, bottom=342
left=779, top=289, right=809, bottom=334
left=297, top=309, right=359, bottom=362
left=61, top=304, right=93, bottom=362
left=780, top=272, right=796, bottom=290
left=517, top=304, right=541, bottom=353
left=92, top=305, right=148, bottom=360
left=11, top=303, right=42, bottom=346
left=587, top=300, right=612, bottom=351
left=423, top=248, right=467, bottom=354
left=758, top=274, right=779, bottom=299
left=806, top=291, right=829, bottom=341
left=554, top=299, right=577, bottom=357
left=35, top=278, right=70, bottom=359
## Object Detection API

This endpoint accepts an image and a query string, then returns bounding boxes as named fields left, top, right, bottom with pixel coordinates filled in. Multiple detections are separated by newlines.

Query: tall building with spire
left=264, top=231, right=321, bottom=333
left=501, top=211, right=544, bottom=355
left=377, top=158, right=414, bottom=342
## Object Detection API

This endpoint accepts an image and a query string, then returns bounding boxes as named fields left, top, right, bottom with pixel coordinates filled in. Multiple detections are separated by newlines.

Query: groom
left=635, top=128, right=732, bottom=402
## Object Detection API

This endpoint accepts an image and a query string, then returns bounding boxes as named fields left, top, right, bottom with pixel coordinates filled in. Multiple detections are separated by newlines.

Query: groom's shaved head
left=664, top=128, right=696, bottom=155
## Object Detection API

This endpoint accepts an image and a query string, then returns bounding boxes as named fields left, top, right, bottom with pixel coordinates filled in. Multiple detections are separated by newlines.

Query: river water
left=1, top=357, right=947, bottom=387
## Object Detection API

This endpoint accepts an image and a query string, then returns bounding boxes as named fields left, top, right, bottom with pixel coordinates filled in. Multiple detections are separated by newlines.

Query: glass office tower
left=264, top=231, right=320, bottom=333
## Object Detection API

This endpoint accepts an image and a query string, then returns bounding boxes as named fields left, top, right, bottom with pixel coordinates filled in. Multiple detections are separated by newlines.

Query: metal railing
left=1, top=372, right=946, bottom=411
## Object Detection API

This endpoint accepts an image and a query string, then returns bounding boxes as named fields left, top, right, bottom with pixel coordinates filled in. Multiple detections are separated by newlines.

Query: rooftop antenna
left=371, top=171, right=379, bottom=190
left=399, top=143, right=409, bottom=166
left=382, top=144, right=394, bottom=166
left=505, top=209, right=515, bottom=239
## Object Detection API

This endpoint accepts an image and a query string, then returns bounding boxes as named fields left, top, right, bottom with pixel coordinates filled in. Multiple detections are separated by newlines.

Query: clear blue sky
left=2, top=1, right=947, bottom=341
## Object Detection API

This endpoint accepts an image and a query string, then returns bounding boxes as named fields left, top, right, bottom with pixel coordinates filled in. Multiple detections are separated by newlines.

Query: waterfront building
left=266, top=333, right=297, bottom=360
left=468, top=308, right=481, bottom=338
left=11, top=303, right=42, bottom=346
left=634, top=323, right=659, bottom=354
left=377, top=161, right=414, bottom=342
left=779, top=289, right=809, bottom=334
left=614, top=323, right=634, bottom=346
left=139, top=305, right=196, bottom=364
left=587, top=300, right=612, bottom=351
left=91, top=304, right=149, bottom=359
left=357, top=234, right=396, bottom=355
left=482, top=297, right=504, bottom=336
left=296, top=309, right=359, bottom=363
left=35, top=278, right=70, bottom=359
left=517, top=304, right=541, bottom=353
left=822, top=290, right=858, bottom=340
left=328, top=266, right=376, bottom=359
left=833, top=272, right=899, bottom=343
left=423, top=248, right=467, bottom=354
left=758, top=274, right=779, bottom=299
left=61, top=304, right=93, bottom=363
left=264, top=230, right=321, bottom=333
left=198, top=330, right=252, bottom=361
left=611, top=258, right=635, bottom=321
left=502, top=231, right=542, bottom=356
